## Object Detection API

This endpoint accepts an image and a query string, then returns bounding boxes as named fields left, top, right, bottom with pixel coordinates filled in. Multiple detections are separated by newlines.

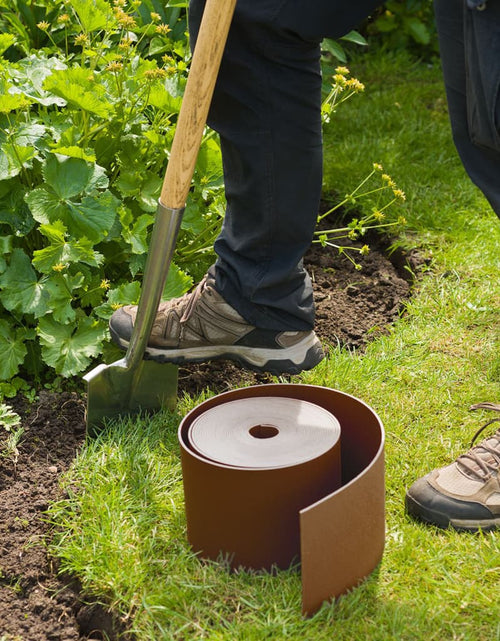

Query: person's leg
left=406, top=0, right=500, bottom=531
left=434, top=0, right=500, bottom=217
left=189, top=0, right=384, bottom=331
left=109, top=0, right=383, bottom=372
left=190, top=0, right=323, bottom=331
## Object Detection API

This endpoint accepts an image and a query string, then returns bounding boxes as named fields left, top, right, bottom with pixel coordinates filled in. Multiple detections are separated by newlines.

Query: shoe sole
left=405, top=493, right=500, bottom=533
left=109, top=328, right=325, bottom=376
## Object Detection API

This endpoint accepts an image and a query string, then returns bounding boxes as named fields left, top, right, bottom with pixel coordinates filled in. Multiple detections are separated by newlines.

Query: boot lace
left=456, top=403, right=500, bottom=481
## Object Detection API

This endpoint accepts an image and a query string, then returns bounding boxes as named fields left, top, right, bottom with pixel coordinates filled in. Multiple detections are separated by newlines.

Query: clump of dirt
left=176, top=232, right=424, bottom=395
left=0, top=232, right=425, bottom=640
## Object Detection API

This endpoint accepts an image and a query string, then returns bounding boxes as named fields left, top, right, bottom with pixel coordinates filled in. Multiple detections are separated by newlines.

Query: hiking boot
left=108, top=274, right=325, bottom=375
left=405, top=402, right=500, bottom=532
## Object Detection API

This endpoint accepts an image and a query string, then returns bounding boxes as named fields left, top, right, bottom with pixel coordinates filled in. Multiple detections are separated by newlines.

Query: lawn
left=48, top=48, right=500, bottom=640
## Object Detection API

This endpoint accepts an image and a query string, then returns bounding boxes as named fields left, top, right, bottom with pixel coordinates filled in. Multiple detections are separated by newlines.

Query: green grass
left=47, top=49, right=500, bottom=640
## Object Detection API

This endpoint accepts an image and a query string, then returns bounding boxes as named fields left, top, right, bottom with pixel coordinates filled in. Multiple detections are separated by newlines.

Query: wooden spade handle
left=124, top=0, right=237, bottom=369
left=160, top=0, right=237, bottom=209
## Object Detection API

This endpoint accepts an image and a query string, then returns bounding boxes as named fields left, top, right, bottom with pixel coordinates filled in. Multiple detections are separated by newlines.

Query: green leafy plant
left=367, top=1, right=437, bottom=56
left=319, top=67, right=407, bottom=268
left=321, top=30, right=368, bottom=65
left=0, top=0, right=223, bottom=383
left=0, top=402, right=21, bottom=431
left=315, top=162, right=407, bottom=269
left=0, top=402, right=23, bottom=465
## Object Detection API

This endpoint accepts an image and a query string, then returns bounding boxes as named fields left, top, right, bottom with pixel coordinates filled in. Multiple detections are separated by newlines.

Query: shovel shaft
left=161, top=0, right=237, bottom=210
left=125, top=0, right=237, bottom=369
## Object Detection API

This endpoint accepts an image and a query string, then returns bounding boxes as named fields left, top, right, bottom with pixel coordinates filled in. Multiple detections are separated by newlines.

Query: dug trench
left=0, top=229, right=426, bottom=641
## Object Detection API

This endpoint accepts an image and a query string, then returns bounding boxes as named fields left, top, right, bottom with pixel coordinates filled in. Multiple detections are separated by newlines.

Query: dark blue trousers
left=189, top=1, right=382, bottom=331
left=189, top=1, right=499, bottom=332
left=434, top=0, right=500, bottom=218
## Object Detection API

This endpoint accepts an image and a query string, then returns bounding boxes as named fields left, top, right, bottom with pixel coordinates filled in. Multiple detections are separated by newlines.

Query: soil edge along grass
left=48, top=49, right=500, bottom=640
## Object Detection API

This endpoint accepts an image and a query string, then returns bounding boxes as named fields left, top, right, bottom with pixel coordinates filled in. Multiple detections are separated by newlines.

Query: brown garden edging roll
left=178, top=384, right=385, bottom=616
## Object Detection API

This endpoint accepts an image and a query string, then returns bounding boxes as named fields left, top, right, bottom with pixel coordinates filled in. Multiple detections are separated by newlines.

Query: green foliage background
left=368, top=1, right=437, bottom=57
left=0, top=0, right=225, bottom=391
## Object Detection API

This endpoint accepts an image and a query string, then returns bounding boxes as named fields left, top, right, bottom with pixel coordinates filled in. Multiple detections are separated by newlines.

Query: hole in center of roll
left=248, top=424, right=280, bottom=439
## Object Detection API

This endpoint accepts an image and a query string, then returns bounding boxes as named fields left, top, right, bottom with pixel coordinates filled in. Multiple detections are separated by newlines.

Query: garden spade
left=84, top=0, right=237, bottom=434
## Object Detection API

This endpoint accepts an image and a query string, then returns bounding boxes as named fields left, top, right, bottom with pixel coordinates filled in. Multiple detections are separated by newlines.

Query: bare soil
left=0, top=232, right=424, bottom=640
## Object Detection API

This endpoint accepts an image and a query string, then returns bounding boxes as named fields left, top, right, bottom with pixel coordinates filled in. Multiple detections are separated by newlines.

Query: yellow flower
left=114, top=7, right=137, bottom=29
left=74, top=34, right=89, bottom=47
left=360, top=244, right=370, bottom=256
left=335, top=66, right=350, bottom=76
left=144, top=68, right=167, bottom=80
left=393, top=188, right=406, bottom=201
left=52, top=263, right=66, bottom=272
left=120, top=14, right=137, bottom=28
left=150, top=12, right=161, bottom=22
left=346, top=78, right=364, bottom=92
left=382, top=173, right=396, bottom=188
left=373, top=210, right=385, bottom=221
left=106, top=61, right=124, bottom=72
left=373, top=162, right=383, bottom=172
left=155, top=23, right=171, bottom=35
left=111, top=303, right=122, bottom=311
left=118, top=37, right=134, bottom=50
left=57, top=13, right=71, bottom=24
left=37, top=21, right=50, bottom=31
left=100, top=279, right=111, bottom=290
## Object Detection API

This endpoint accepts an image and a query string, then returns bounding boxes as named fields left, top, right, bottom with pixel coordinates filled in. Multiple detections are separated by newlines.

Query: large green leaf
left=121, top=213, right=153, bottom=254
left=137, top=173, right=162, bottom=212
left=94, top=281, right=141, bottom=319
left=66, top=193, right=120, bottom=241
left=10, top=54, right=67, bottom=107
left=0, top=34, right=15, bottom=56
left=50, top=146, right=96, bottom=162
left=0, top=180, right=35, bottom=235
left=38, top=315, right=106, bottom=377
left=71, top=0, right=115, bottom=33
left=33, top=222, right=103, bottom=273
left=403, top=16, right=431, bottom=45
left=26, top=186, right=119, bottom=243
left=321, top=38, right=347, bottom=63
left=0, top=248, right=50, bottom=317
left=43, top=67, right=113, bottom=118
left=195, top=137, right=223, bottom=183
left=0, top=143, right=35, bottom=180
left=25, top=186, right=66, bottom=224
left=43, top=272, right=85, bottom=323
left=0, top=123, right=46, bottom=148
left=43, top=154, right=102, bottom=199
left=0, top=320, right=27, bottom=381
left=163, top=263, right=192, bottom=300
left=147, top=83, right=182, bottom=113
left=340, top=30, right=368, bottom=46
left=0, top=92, right=32, bottom=113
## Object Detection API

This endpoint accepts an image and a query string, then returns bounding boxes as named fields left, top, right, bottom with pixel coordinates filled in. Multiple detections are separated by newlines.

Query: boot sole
left=405, top=493, right=500, bottom=533
left=109, top=328, right=325, bottom=376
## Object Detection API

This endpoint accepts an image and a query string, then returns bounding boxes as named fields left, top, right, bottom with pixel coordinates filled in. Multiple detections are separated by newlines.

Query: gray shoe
left=108, top=275, right=325, bottom=375
left=405, top=402, right=500, bottom=532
